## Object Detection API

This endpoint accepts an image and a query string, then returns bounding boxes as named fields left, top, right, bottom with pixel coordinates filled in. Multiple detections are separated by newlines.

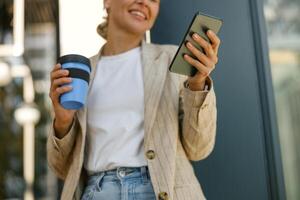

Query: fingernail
left=193, top=33, right=199, bottom=39
left=186, top=42, right=191, bottom=47
left=207, top=30, right=213, bottom=35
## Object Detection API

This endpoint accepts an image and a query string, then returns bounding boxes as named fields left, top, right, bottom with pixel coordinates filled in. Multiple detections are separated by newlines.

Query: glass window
left=263, top=0, right=300, bottom=199
left=0, top=0, right=14, bottom=45
left=0, top=0, right=59, bottom=199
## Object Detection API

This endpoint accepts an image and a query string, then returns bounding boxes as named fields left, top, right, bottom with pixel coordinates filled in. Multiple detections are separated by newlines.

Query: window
left=0, top=0, right=59, bottom=199
left=263, top=0, right=300, bottom=199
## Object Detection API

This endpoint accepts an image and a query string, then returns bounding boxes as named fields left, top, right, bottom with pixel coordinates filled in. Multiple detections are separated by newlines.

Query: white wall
left=59, top=0, right=105, bottom=57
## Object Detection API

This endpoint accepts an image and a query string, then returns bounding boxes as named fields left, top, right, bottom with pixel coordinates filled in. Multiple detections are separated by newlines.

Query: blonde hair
left=97, top=20, right=108, bottom=40
left=97, top=8, right=109, bottom=40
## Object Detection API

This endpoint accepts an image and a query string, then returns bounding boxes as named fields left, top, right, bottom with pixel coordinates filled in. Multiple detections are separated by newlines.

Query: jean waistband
left=89, top=166, right=149, bottom=177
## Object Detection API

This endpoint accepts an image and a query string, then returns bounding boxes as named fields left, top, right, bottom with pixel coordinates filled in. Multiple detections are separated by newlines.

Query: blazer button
left=146, top=150, right=155, bottom=160
left=158, top=192, right=169, bottom=200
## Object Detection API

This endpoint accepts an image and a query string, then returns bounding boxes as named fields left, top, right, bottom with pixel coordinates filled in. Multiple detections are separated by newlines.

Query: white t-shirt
left=85, top=47, right=147, bottom=174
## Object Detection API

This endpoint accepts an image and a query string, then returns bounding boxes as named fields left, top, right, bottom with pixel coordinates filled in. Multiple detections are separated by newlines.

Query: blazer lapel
left=141, top=41, right=169, bottom=147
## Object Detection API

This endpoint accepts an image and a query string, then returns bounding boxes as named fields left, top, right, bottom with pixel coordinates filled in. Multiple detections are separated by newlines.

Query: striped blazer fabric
left=47, top=40, right=217, bottom=200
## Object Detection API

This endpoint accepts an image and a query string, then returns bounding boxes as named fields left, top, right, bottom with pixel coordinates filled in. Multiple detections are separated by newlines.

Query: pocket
left=81, top=173, right=105, bottom=200
left=133, top=180, right=156, bottom=200
left=93, top=180, right=120, bottom=200
left=95, top=173, right=105, bottom=192
left=81, top=184, right=95, bottom=200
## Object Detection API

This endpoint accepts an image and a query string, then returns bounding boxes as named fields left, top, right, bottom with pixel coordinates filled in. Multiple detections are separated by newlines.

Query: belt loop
left=96, top=172, right=105, bottom=192
left=141, top=166, right=147, bottom=184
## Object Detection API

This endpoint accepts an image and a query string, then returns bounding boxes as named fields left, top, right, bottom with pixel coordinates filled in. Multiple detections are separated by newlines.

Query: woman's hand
left=49, top=64, right=76, bottom=138
left=183, top=30, right=221, bottom=91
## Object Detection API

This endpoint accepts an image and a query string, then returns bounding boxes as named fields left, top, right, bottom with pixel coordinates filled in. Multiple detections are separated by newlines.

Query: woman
left=47, top=0, right=220, bottom=199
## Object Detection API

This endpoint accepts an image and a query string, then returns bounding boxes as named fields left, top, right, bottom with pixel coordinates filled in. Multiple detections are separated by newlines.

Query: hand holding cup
left=49, top=54, right=91, bottom=138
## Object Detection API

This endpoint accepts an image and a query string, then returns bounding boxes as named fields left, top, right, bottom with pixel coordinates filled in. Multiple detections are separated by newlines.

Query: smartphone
left=169, top=11, right=223, bottom=76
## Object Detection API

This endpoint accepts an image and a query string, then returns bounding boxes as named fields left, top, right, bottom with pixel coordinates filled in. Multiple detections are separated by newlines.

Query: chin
left=126, top=23, right=150, bottom=36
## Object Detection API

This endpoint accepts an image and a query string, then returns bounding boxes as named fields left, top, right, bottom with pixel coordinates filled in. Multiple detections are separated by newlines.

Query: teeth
left=130, top=10, right=146, bottom=19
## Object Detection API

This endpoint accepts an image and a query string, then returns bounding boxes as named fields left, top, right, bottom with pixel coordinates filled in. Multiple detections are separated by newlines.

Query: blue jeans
left=81, top=166, right=156, bottom=200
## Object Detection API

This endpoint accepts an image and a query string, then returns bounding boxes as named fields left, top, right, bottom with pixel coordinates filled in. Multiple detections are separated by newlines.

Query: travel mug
left=58, top=54, right=91, bottom=110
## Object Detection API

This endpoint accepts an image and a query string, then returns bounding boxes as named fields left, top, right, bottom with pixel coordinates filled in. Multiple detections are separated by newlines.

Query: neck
left=102, top=25, right=144, bottom=56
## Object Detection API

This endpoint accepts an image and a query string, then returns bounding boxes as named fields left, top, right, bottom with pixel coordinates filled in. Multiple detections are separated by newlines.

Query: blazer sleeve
left=178, top=76, right=217, bottom=161
left=164, top=44, right=217, bottom=161
left=46, top=117, right=79, bottom=180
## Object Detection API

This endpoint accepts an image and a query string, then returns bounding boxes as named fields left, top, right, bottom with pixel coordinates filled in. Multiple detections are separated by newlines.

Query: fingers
left=50, top=64, right=69, bottom=82
left=186, top=42, right=214, bottom=67
left=49, top=63, right=73, bottom=104
left=188, top=32, right=219, bottom=65
left=52, top=63, right=61, bottom=71
left=49, top=84, right=73, bottom=105
left=183, top=31, right=221, bottom=85
left=183, top=54, right=211, bottom=77
left=191, top=33, right=214, bottom=58
left=55, top=85, right=73, bottom=95
left=50, top=77, right=72, bottom=95
left=207, top=30, right=221, bottom=55
left=52, top=77, right=72, bottom=89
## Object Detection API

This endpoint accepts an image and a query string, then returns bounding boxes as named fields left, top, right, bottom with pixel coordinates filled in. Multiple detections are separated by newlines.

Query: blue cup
left=58, top=54, right=91, bottom=110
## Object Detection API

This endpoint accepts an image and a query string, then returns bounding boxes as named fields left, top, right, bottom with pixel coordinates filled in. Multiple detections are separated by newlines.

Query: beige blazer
left=47, top=40, right=217, bottom=200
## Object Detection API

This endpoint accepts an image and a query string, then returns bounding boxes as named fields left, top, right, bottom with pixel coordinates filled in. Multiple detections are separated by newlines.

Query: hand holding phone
left=169, top=12, right=223, bottom=77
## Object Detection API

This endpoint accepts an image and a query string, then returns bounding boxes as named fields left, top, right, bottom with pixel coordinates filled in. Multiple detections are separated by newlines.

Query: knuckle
left=210, top=57, right=216, bottom=64
left=191, top=45, right=197, bottom=54
left=61, top=70, right=67, bottom=76
left=62, top=86, right=69, bottom=92
left=193, top=59, right=201, bottom=67
left=57, top=70, right=64, bottom=77
left=56, top=87, right=62, bottom=94
left=53, top=79, right=59, bottom=85
left=60, top=86, right=70, bottom=93
left=200, top=70, right=209, bottom=77
left=60, top=87, right=66, bottom=93
left=49, top=92, right=55, bottom=100
left=198, top=50, right=205, bottom=58
left=51, top=72, right=57, bottom=80
left=51, top=65, right=58, bottom=72
left=204, top=70, right=210, bottom=76
left=54, top=88, right=59, bottom=94
left=208, top=61, right=214, bottom=68
left=214, top=57, right=219, bottom=64
left=205, top=43, right=211, bottom=50
left=214, top=37, right=219, bottom=43
left=201, top=56, right=209, bottom=65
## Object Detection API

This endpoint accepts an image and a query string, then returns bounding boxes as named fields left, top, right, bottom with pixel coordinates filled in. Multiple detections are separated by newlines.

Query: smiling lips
left=129, top=10, right=148, bottom=20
